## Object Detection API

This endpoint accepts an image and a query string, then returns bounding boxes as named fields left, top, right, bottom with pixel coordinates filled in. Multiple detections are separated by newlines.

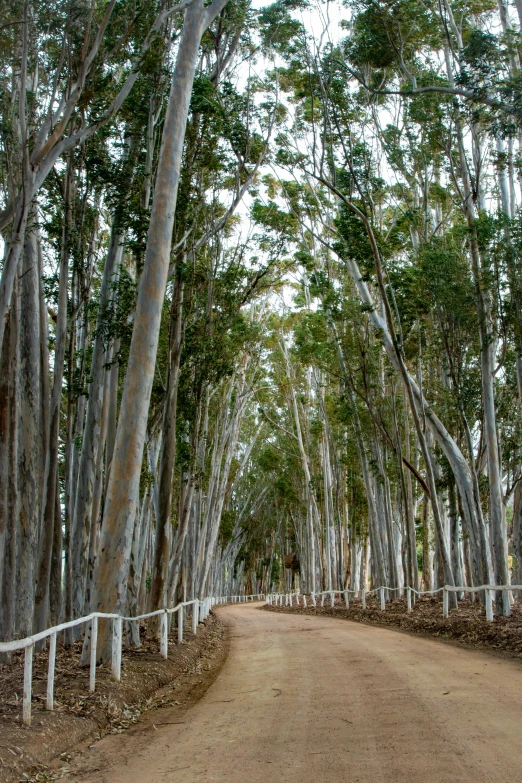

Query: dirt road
left=67, top=603, right=522, bottom=783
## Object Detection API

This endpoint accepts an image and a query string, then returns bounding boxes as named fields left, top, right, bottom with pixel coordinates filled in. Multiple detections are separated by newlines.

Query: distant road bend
left=70, top=603, right=522, bottom=783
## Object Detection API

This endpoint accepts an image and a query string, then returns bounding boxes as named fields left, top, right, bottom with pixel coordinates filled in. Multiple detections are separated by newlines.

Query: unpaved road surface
left=67, top=603, right=522, bottom=783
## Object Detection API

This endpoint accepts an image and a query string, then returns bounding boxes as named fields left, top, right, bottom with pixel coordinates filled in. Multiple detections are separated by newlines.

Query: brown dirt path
left=65, top=602, right=522, bottom=783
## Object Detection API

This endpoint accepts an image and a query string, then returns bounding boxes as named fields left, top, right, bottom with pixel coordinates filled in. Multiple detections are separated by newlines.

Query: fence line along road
left=267, top=584, right=522, bottom=621
left=0, top=593, right=264, bottom=727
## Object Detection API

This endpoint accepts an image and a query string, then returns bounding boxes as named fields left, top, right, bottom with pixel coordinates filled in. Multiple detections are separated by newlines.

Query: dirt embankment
left=0, top=615, right=228, bottom=783
left=265, top=594, right=522, bottom=657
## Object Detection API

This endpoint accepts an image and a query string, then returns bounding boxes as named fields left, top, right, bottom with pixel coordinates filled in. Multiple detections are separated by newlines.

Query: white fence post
left=178, top=605, right=184, bottom=643
left=303, top=594, right=307, bottom=607
left=160, top=611, right=168, bottom=658
left=361, top=589, right=366, bottom=609
left=330, top=592, right=335, bottom=608
left=321, top=593, right=325, bottom=607
left=406, top=587, right=412, bottom=613
left=344, top=591, right=349, bottom=609
left=111, top=617, right=122, bottom=681
left=89, top=616, right=98, bottom=693
left=23, top=644, right=34, bottom=726
left=502, top=589, right=511, bottom=617
left=443, top=588, right=449, bottom=618
left=485, top=589, right=494, bottom=622
left=289, top=593, right=293, bottom=607
left=192, top=602, right=198, bottom=634
left=46, top=632, right=57, bottom=711
left=380, top=587, right=385, bottom=611
left=311, top=593, right=316, bottom=606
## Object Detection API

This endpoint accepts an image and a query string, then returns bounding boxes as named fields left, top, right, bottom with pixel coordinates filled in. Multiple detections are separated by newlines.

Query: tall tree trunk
left=512, top=481, right=522, bottom=587
left=455, top=126, right=509, bottom=611
left=150, top=276, right=184, bottom=615
left=284, top=346, right=319, bottom=594
left=70, top=230, right=123, bottom=620
left=89, top=0, right=230, bottom=661
left=0, top=285, right=19, bottom=645
left=0, top=293, right=9, bottom=607
left=17, top=215, right=42, bottom=636
left=403, top=404, right=419, bottom=590
left=421, top=496, right=433, bottom=591
left=34, top=160, right=72, bottom=633
left=198, top=360, right=250, bottom=597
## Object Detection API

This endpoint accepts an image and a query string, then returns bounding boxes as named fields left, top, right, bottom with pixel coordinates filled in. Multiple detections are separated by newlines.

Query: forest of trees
left=2, top=0, right=522, bottom=661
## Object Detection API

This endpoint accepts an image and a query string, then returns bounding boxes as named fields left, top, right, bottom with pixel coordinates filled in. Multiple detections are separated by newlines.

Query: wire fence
left=0, top=593, right=264, bottom=726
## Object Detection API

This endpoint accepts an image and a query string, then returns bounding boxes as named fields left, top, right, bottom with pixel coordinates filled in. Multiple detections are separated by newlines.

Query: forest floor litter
left=265, top=594, right=522, bottom=657
left=0, top=615, right=228, bottom=783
